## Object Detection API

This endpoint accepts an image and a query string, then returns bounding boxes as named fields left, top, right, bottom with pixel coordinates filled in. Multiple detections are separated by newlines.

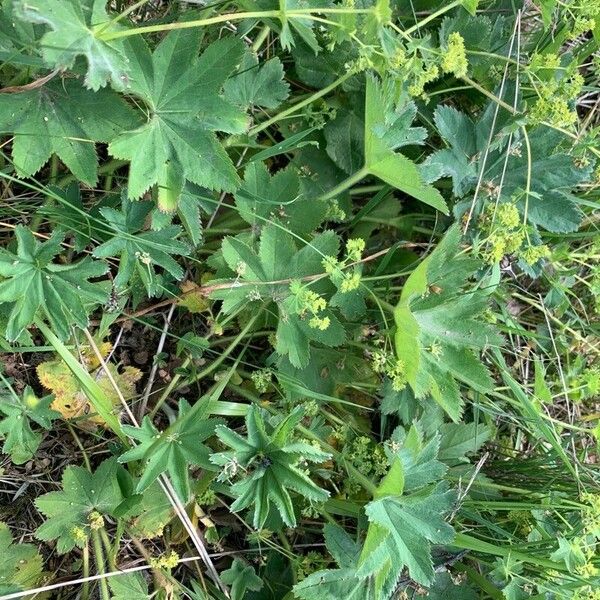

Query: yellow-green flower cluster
left=323, top=238, right=365, bottom=294
left=340, top=272, right=361, bottom=292
left=570, top=17, right=595, bottom=38
left=289, top=280, right=330, bottom=330
left=442, top=32, right=468, bottom=78
left=251, top=368, right=273, bottom=394
left=479, top=202, right=526, bottom=263
left=346, top=238, right=366, bottom=262
left=371, top=350, right=408, bottom=391
left=581, top=493, right=600, bottom=538
left=529, top=69, right=584, bottom=128
left=521, top=244, right=551, bottom=266
left=478, top=202, right=550, bottom=266
left=71, top=526, right=88, bottom=544
left=88, top=511, right=104, bottom=531
left=341, top=435, right=388, bottom=495
left=407, top=63, right=439, bottom=99
left=149, top=550, right=179, bottom=570
left=325, top=199, right=346, bottom=221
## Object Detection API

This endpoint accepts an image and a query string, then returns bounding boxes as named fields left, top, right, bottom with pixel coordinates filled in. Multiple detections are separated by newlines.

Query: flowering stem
left=100, top=9, right=372, bottom=40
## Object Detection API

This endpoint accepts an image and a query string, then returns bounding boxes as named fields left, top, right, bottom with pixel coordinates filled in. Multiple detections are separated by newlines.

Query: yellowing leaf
left=178, top=280, right=209, bottom=313
left=37, top=350, right=141, bottom=427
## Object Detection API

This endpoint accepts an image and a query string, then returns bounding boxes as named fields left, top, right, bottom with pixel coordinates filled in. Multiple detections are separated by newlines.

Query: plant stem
left=101, top=9, right=372, bottom=40
left=248, top=71, right=355, bottom=136
left=252, top=25, right=271, bottom=52
left=92, top=531, right=110, bottom=600
left=320, top=166, right=370, bottom=201
left=404, top=0, right=461, bottom=35
left=82, top=542, right=90, bottom=600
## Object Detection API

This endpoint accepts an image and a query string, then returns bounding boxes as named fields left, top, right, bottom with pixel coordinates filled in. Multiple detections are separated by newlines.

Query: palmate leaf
left=424, top=102, right=593, bottom=232
left=293, top=524, right=380, bottom=600
left=211, top=406, right=330, bottom=528
left=224, top=49, right=289, bottom=109
left=221, top=558, right=263, bottom=600
left=363, top=75, right=448, bottom=213
left=357, top=459, right=456, bottom=589
left=92, top=194, right=190, bottom=297
left=0, top=386, right=58, bottom=464
left=235, top=161, right=327, bottom=235
left=213, top=226, right=345, bottom=368
left=35, top=458, right=128, bottom=553
left=14, top=0, right=130, bottom=91
left=0, top=522, right=44, bottom=595
left=0, top=226, right=108, bottom=341
left=107, top=573, right=150, bottom=600
left=108, top=29, right=248, bottom=211
left=0, top=78, right=138, bottom=185
left=118, top=399, right=222, bottom=503
left=394, top=225, right=502, bottom=421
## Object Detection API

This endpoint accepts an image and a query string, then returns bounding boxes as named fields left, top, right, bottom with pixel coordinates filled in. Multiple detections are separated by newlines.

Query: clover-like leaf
left=357, top=459, right=456, bottom=588
left=363, top=75, right=448, bottom=213
left=394, top=225, right=503, bottom=421
left=221, top=558, right=263, bottom=600
left=0, top=522, right=44, bottom=595
left=224, top=49, right=289, bottom=109
left=213, top=226, right=345, bottom=368
left=0, top=78, right=138, bottom=185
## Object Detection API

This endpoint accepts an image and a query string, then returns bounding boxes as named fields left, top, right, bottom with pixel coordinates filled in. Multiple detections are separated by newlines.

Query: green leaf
left=118, top=399, right=222, bottom=503
left=0, top=78, right=137, bottom=185
left=394, top=225, right=502, bottom=421
left=221, top=558, right=263, bottom=600
left=35, top=458, right=128, bottom=553
left=212, top=227, right=344, bottom=368
left=92, top=194, right=190, bottom=297
left=0, top=386, right=58, bottom=464
left=550, top=537, right=587, bottom=573
left=460, top=0, right=479, bottom=16
left=0, top=521, right=44, bottom=595
left=324, top=106, right=365, bottom=174
left=422, top=105, right=479, bottom=197
left=425, top=102, right=593, bottom=232
left=426, top=572, right=478, bottom=599
left=108, top=573, right=150, bottom=600
left=14, top=0, right=130, bottom=91
left=358, top=462, right=456, bottom=587
left=0, top=226, right=108, bottom=341
left=235, top=162, right=327, bottom=235
left=364, top=75, right=448, bottom=213
left=386, top=426, right=448, bottom=492
left=108, top=31, right=247, bottom=209
left=279, top=0, right=319, bottom=52
left=224, top=49, right=289, bottom=109
left=293, top=567, right=379, bottom=599
left=437, top=422, right=492, bottom=465
left=211, top=406, right=330, bottom=528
